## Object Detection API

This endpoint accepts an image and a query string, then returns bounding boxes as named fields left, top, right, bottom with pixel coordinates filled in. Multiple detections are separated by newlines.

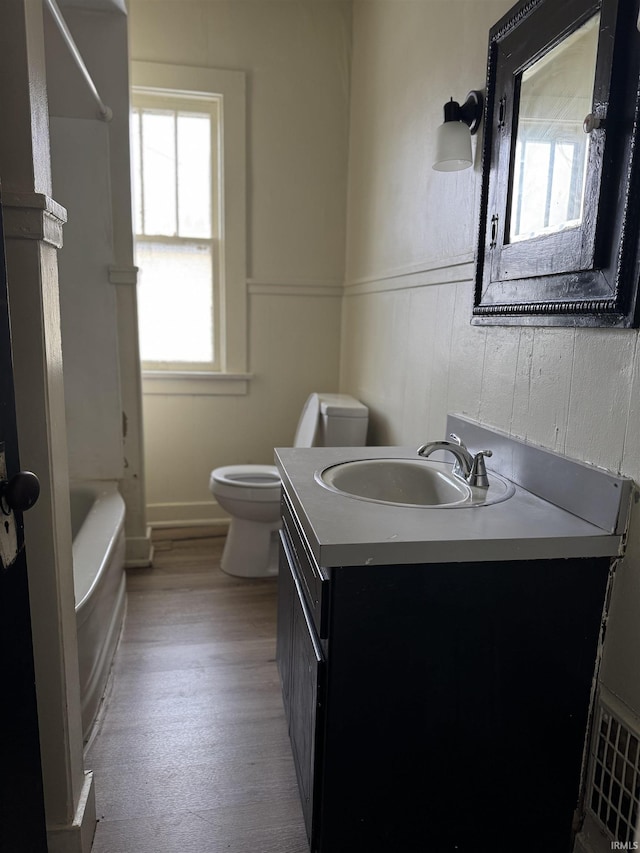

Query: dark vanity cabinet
left=276, top=493, right=612, bottom=853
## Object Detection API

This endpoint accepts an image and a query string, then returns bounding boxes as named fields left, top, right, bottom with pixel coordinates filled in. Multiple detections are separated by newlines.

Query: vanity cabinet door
left=277, top=529, right=325, bottom=847
left=289, top=589, right=324, bottom=843
left=275, top=537, right=294, bottom=720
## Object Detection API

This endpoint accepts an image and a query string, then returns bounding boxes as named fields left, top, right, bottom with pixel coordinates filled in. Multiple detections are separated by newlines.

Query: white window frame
left=131, top=61, right=249, bottom=396
left=132, top=94, right=221, bottom=370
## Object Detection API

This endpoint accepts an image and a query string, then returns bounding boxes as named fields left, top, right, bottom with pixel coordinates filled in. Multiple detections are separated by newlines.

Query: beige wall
left=128, top=0, right=350, bottom=524
left=342, top=0, right=640, bottom=719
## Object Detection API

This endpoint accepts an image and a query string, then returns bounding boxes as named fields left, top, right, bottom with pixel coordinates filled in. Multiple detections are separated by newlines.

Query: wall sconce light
left=432, top=90, right=484, bottom=172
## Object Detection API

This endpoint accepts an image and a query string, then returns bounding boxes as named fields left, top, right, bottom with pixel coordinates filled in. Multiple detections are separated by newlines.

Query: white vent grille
left=588, top=702, right=640, bottom=843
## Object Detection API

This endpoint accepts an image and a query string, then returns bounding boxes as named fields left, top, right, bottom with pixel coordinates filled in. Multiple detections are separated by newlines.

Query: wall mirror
left=473, top=0, right=640, bottom=327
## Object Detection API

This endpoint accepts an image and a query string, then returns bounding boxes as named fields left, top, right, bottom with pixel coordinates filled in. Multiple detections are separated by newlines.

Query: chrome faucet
left=417, top=433, right=493, bottom=488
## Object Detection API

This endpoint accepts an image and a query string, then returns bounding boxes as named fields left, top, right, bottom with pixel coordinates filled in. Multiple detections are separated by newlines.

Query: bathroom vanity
left=275, top=416, right=633, bottom=853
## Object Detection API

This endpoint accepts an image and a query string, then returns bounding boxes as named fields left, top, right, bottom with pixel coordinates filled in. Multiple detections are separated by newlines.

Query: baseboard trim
left=146, top=500, right=228, bottom=528
left=46, top=770, right=96, bottom=853
left=151, top=522, right=229, bottom=541
left=125, top=527, right=154, bottom=567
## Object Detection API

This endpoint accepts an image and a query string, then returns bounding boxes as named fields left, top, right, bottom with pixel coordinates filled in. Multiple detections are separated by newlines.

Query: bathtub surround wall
left=50, top=117, right=123, bottom=481
left=128, top=0, right=350, bottom=526
left=44, top=3, right=152, bottom=567
left=340, top=1, right=640, bottom=846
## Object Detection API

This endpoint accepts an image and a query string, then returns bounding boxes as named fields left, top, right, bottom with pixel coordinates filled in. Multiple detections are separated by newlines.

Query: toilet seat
left=210, top=464, right=281, bottom=503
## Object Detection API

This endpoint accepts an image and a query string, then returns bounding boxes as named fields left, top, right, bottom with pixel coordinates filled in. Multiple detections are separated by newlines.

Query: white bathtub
left=71, top=481, right=126, bottom=741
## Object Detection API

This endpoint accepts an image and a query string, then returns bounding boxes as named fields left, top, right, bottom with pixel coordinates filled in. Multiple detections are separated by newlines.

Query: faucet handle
left=447, top=433, right=470, bottom=479
left=449, top=432, right=472, bottom=453
left=469, top=450, right=493, bottom=488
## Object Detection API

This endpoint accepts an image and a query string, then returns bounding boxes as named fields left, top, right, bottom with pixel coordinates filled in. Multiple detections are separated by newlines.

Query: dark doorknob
left=0, top=471, right=40, bottom=514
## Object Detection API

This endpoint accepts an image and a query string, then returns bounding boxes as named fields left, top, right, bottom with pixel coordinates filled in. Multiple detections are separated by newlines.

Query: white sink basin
left=315, top=458, right=515, bottom=508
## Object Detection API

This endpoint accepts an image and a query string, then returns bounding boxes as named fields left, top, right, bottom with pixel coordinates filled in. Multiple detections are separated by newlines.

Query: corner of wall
left=46, top=771, right=96, bottom=853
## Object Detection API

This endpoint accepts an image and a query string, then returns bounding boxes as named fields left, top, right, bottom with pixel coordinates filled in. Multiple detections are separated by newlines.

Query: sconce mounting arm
left=456, top=90, right=484, bottom=135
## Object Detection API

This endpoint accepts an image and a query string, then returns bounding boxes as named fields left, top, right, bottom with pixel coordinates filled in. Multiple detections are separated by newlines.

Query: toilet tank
left=294, top=393, right=368, bottom=448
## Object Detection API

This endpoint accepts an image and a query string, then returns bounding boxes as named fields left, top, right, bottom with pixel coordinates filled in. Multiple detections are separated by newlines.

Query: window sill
left=142, top=371, right=252, bottom=396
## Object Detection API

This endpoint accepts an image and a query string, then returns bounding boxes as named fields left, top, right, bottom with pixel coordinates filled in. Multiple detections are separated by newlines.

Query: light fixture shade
left=432, top=121, right=473, bottom=172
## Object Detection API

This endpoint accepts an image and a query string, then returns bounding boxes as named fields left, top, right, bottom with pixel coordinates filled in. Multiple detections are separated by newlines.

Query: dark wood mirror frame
left=473, top=0, right=640, bottom=327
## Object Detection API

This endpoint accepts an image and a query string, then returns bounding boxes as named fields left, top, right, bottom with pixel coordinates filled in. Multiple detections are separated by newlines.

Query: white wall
left=342, top=0, right=640, bottom=722
left=45, top=4, right=151, bottom=565
left=50, top=116, right=123, bottom=482
left=128, top=0, right=351, bottom=524
left=44, top=10, right=123, bottom=480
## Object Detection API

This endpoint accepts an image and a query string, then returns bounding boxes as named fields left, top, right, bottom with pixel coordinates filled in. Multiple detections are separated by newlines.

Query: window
left=132, top=96, right=219, bottom=368
left=131, top=62, right=248, bottom=393
left=510, top=126, right=588, bottom=242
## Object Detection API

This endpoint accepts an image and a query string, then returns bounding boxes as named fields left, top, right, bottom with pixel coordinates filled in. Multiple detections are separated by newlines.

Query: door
left=0, top=189, right=47, bottom=851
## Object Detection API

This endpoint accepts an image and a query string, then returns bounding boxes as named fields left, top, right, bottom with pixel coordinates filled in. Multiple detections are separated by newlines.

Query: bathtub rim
left=70, top=479, right=127, bottom=742
left=71, top=480, right=126, bottom=618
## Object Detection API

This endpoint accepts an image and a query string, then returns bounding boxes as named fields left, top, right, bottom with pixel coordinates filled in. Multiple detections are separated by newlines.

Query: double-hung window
left=130, top=63, right=247, bottom=393
left=132, top=95, right=220, bottom=369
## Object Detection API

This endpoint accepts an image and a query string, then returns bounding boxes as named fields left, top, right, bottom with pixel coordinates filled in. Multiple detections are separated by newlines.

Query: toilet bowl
left=209, top=392, right=368, bottom=578
left=209, top=465, right=282, bottom=579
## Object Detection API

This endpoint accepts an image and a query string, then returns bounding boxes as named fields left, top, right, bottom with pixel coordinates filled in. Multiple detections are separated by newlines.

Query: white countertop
left=275, top=445, right=625, bottom=567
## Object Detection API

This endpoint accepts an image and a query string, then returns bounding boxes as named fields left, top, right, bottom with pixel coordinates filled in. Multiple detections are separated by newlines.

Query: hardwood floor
left=86, top=532, right=308, bottom=853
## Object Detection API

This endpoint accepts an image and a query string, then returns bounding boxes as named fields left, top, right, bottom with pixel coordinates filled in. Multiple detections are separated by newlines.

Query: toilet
left=209, top=392, right=369, bottom=578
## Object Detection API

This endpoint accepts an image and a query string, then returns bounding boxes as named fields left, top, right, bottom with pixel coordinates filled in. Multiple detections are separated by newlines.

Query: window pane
left=131, top=109, right=143, bottom=234
left=548, top=143, right=577, bottom=230
left=515, top=141, right=551, bottom=238
left=136, top=240, right=213, bottom=363
left=178, top=113, right=211, bottom=238
left=142, top=111, right=177, bottom=236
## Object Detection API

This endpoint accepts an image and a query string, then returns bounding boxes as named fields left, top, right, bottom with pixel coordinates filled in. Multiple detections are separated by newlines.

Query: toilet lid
left=293, top=393, right=320, bottom=448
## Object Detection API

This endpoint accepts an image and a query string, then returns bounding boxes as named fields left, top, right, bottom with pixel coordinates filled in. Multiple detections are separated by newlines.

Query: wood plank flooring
left=86, top=532, right=308, bottom=853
